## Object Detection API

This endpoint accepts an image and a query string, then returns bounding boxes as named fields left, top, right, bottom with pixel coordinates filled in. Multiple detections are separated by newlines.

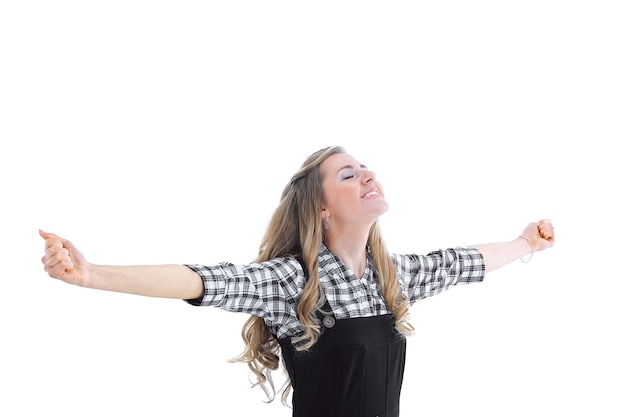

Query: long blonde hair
left=230, top=146, right=414, bottom=404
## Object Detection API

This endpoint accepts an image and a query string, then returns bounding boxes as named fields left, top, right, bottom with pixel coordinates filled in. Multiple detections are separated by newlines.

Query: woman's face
left=319, top=152, right=388, bottom=228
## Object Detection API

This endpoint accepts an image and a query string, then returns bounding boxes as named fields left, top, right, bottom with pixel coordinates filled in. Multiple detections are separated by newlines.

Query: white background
left=1, top=1, right=624, bottom=416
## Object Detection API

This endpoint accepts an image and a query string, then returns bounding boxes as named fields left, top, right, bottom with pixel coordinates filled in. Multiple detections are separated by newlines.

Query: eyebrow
left=337, top=164, right=368, bottom=174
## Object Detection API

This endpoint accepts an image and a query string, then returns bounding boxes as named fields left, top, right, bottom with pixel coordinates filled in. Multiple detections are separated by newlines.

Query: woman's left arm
left=472, top=219, right=555, bottom=273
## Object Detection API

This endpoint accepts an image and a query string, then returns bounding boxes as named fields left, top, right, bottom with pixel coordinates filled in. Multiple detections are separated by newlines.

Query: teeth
left=364, top=191, right=378, bottom=198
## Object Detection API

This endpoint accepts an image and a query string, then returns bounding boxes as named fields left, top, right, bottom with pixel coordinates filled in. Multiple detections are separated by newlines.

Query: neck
left=325, top=225, right=370, bottom=278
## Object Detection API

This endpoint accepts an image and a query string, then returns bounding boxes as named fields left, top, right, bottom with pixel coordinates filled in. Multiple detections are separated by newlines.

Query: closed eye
left=338, top=164, right=367, bottom=180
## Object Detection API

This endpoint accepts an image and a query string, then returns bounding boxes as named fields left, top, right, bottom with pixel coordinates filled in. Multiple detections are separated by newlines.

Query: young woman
left=40, top=145, right=555, bottom=417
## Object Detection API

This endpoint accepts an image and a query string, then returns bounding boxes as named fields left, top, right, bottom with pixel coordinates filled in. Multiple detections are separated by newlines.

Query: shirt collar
left=319, top=244, right=373, bottom=281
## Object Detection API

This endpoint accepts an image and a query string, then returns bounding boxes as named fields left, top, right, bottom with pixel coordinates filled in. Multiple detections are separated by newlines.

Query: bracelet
left=518, top=235, right=534, bottom=263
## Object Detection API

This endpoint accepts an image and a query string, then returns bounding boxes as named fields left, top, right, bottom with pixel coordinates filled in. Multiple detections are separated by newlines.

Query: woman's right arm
left=39, top=230, right=204, bottom=300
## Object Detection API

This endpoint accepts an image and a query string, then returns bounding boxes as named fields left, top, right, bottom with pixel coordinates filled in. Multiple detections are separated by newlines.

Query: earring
left=323, top=214, right=331, bottom=230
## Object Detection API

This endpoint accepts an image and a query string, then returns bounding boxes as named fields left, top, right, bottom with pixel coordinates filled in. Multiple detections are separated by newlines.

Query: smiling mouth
left=362, top=190, right=379, bottom=198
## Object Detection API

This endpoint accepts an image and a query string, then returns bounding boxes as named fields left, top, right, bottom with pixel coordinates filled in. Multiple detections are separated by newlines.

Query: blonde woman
left=40, top=146, right=555, bottom=417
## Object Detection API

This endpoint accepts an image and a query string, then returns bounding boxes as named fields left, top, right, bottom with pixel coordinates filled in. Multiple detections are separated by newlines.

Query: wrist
left=517, top=235, right=535, bottom=263
left=81, top=263, right=100, bottom=289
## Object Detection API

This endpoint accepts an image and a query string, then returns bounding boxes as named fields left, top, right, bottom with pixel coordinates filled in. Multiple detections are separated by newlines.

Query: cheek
left=321, top=185, right=342, bottom=210
left=376, top=182, right=385, bottom=198
left=327, top=187, right=357, bottom=211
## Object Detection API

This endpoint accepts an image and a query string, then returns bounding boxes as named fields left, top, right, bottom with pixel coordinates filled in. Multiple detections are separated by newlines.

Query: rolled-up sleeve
left=183, top=258, right=304, bottom=321
left=393, top=247, right=485, bottom=305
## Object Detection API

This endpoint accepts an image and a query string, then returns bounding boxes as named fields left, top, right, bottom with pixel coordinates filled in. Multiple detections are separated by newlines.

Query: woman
left=40, top=146, right=555, bottom=417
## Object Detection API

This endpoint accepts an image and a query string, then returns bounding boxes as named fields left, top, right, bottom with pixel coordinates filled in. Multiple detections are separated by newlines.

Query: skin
left=319, top=152, right=389, bottom=277
left=40, top=152, right=555, bottom=298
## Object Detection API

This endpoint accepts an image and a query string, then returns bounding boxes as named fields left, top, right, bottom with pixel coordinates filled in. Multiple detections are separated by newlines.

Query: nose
left=360, top=169, right=375, bottom=183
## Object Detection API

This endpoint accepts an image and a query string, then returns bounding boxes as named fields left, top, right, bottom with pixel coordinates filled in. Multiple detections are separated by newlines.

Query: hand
left=39, top=230, right=90, bottom=286
left=521, top=219, right=555, bottom=252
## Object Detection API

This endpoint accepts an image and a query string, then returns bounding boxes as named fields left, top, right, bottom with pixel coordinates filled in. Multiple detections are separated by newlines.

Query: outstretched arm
left=39, top=230, right=204, bottom=299
left=472, top=219, right=555, bottom=273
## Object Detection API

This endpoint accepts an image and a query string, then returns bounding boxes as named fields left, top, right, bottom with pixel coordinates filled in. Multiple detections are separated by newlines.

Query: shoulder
left=250, top=255, right=304, bottom=275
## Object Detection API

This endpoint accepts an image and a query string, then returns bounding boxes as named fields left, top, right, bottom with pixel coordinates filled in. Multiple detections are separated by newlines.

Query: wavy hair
left=230, top=146, right=414, bottom=404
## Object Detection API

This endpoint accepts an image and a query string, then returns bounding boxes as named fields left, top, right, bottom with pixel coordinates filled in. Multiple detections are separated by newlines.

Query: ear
left=320, top=207, right=328, bottom=222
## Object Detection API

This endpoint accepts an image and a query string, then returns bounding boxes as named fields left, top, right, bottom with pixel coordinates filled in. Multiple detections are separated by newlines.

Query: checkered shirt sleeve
left=393, top=247, right=485, bottom=305
left=184, top=257, right=308, bottom=338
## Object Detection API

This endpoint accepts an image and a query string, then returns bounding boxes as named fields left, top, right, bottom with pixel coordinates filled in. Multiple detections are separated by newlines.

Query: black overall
left=278, top=305, right=407, bottom=417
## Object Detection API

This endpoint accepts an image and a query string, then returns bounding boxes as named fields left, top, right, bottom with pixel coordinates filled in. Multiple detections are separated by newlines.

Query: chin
left=372, top=203, right=389, bottom=219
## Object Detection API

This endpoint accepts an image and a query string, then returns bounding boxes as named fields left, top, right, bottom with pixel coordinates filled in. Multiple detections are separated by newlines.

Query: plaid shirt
left=185, top=245, right=484, bottom=339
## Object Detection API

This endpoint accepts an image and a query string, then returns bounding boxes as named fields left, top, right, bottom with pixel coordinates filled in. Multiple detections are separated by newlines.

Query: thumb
left=39, top=229, right=63, bottom=242
left=39, top=229, right=65, bottom=242
left=39, top=230, right=73, bottom=250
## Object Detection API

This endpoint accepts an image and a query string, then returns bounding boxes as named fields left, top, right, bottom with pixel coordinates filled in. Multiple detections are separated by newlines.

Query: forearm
left=472, top=237, right=532, bottom=273
left=86, top=264, right=204, bottom=299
